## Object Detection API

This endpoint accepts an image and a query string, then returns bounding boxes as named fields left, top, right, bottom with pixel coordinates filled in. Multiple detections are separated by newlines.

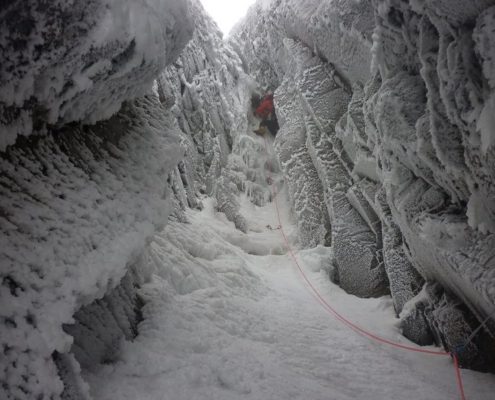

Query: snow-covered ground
left=85, top=174, right=495, bottom=399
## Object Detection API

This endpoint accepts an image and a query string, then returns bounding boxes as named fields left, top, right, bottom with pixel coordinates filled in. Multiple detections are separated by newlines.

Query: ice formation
left=232, top=0, right=495, bottom=369
left=1, top=0, right=495, bottom=398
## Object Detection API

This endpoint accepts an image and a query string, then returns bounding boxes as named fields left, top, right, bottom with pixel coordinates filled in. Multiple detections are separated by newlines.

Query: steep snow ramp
left=84, top=195, right=495, bottom=400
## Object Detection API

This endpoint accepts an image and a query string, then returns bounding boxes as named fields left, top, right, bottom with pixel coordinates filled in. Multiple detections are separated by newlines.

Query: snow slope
left=85, top=189, right=495, bottom=400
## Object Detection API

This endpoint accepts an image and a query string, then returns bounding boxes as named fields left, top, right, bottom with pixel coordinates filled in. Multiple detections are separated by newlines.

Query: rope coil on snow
left=262, top=136, right=467, bottom=400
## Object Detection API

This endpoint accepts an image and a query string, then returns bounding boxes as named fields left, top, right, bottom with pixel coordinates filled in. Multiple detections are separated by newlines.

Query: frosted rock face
left=158, top=0, right=269, bottom=228
left=234, top=2, right=387, bottom=295
left=0, top=0, right=194, bottom=151
left=371, top=0, right=495, bottom=340
left=53, top=261, right=148, bottom=400
left=235, top=0, right=495, bottom=366
left=273, top=37, right=388, bottom=295
left=307, top=121, right=388, bottom=298
left=291, top=35, right=388, bottom=296
left=64, top=263, right=148, bottom=371
left=1, top=1, right=266, bottom=396
left=375, top=188, right=424, bottom=315
left=416, top=282, right=495, bottom=370
left=0, top=96, right=184, bottom=399
left=400, top=302, right=434, bottom=347
left=273, top=43, right=330, bottom=248
left=231, top=0, right=375, bottom=89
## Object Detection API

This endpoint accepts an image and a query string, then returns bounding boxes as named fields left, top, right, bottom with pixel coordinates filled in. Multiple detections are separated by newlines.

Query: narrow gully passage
left=85, top=140, right=495, bottom=400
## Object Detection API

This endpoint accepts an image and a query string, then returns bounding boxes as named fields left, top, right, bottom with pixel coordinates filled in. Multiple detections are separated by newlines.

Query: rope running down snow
left=262, top=136, right=467, bottom=400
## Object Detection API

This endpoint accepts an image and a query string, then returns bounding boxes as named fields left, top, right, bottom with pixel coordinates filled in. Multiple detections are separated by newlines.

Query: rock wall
left=0, top=94, right=188, bottom=399
left=233, top=0, right=495, bottom=370
left=0, top=0, right=261, bottom=398
left=0, top=0, right=193, bottom=151
left=157, top=0, right=276, bottom=231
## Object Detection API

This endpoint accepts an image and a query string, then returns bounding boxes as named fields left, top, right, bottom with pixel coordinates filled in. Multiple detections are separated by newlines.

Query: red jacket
left=255, top=94, right=274, bottom=119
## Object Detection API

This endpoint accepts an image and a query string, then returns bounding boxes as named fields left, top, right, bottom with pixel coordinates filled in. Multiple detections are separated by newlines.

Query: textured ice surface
left=0, top=1, right=279, bottom=397
left=0, top=96, right=185, bottom=399
left=158, top=0, right=275, bottom=230
left=371, top=0, right=495, bottom=339
left=234, top=0, right=495, bottom=365
left=0, top=0, right=194, bottom=150
left=0, top=1, right=195, bottom=397
left=273, top=43, right=329, bottom=248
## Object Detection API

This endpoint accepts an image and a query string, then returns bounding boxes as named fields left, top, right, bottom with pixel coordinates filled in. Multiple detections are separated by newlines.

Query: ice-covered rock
left=273, top=56, right=329, bottom=248
left=417, top=282, right=495, bottom=370
left=0, top=95, right=185, bottom=399
left=400, top=301, right=435, bottom=347
left=158, top=0, right=273, bottom=226
left=371, top=0, right=495, bottom=346
left=0, top=0, right=194, bottom=151
left=375, top=188, right=424, bottom=315
left=306, top=119, right=388, bottom=298
left=247, top=31, right=388, bottom=293
left=234, top=0, right=495, bottom=367
left=231, top=0, right=375, bottom=89
left=0, top=0, right=279, bottom=396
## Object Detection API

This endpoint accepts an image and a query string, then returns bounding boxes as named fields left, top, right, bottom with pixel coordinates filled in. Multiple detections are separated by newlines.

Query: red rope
left=262, top=136, right=467, bottom=399
left=453, top=354, right=467, bottom=400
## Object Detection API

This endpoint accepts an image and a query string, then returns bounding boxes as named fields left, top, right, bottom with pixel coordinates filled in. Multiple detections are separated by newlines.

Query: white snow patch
left=86, top=182, right=495, bottom=400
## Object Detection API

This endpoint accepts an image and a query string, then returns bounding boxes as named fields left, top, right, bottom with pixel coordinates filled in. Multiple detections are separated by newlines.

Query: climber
left=253, top=92, right=279, bottom=136
left=255, top=93, right=274, bottom=120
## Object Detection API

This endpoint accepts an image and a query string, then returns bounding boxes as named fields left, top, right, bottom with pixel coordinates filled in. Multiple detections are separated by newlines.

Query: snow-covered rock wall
left=157, top=0, right=275, bottom=232
left=0, top=0, right=194, bottom=152
left=0, top=0, right=264, bottom=398
left=0, top=92, right=186, bottom=399
left=233, top=0, right=495, bottom=370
